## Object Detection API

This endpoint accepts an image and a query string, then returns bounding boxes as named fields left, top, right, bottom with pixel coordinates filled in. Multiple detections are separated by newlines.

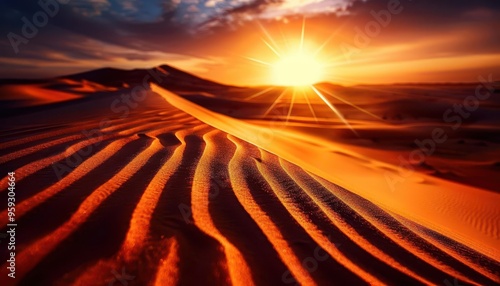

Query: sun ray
left=245, top=87, right=275, bottom=101
left=313, top=20, right=349, bottom=56
left=286, top=88, right=296, bottom=125
left=262, top=39, right=282, bottom=58
left=314, top=34, right=337, bottom=56
left=263, top=88, right=288, bottom=117
left=300, top=17, right=306, bottom=52
left=302, top=88, right=318, bottom=122
left=246, top=20, right=363, bottom=133
left=316, top=86, right=382, bottom=120
left=279, top=27, right=291, bottom=50
left=257, top=21, right=283, bottom=58
left=243, top=56, right=272, bottom=66
left=249, top=20, right=327, bottom=86
left=310, top=85, right=358, bottom=135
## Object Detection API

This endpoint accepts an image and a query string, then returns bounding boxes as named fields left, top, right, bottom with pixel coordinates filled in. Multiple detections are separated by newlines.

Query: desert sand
left=0, top=65, right=499, bottom=285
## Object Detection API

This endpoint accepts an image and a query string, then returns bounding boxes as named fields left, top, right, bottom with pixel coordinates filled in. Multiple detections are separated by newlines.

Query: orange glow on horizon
left=186, top=16, right=500, bottom=87
left=4, top=16, right=499, bottom=87
left=242, top=18, right=336, bottom=87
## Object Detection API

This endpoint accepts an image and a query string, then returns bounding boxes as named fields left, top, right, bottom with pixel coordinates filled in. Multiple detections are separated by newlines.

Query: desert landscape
left=0, top=65, right=499, bottom=285
left=1, top=0, right=500, bottom=285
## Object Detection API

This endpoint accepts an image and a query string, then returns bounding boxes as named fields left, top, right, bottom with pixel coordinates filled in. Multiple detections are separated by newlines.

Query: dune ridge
left=151, top=84, right=500, bottom=263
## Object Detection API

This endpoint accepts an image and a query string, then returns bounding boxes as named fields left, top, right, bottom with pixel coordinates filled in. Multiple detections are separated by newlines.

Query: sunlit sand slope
left=0, top=86, right=498, bottom=286
left=152, top=84, right=500, bottom=262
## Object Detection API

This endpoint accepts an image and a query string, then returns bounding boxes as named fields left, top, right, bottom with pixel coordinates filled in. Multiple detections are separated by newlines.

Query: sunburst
left=244, top=18, right=378, bottom=134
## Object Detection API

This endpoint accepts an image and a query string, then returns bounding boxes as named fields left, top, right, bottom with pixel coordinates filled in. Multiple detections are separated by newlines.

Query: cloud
left=186, top=4, right=200, bottom=12
left=205, top=0, right=224, bottom=8
left=261, top=0, right=349, bottom=17
left=70, top=0, right=111, bottom=17
left=70, top=0, right=168, bottom=22
left=0, top=31, right=221, bottom=78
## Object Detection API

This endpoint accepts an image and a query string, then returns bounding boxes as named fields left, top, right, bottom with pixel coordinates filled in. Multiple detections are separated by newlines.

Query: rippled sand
left=0, top=67, right=499, bottom=285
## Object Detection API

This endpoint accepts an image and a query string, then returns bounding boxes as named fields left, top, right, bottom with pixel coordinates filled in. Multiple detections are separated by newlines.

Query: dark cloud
left=343, top=0, right=500, bottom=53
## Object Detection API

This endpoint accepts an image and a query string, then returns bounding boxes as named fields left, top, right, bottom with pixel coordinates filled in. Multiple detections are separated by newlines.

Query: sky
left=0, top=0, right=499, bottom=85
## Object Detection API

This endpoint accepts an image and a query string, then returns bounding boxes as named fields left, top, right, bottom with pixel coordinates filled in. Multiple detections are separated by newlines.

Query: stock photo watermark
left=256, top=104, right=289, bottom=145
left=385, top=73, right=496, bottom=191
left=51, top=68, right=170, bottom=180
left=7, top=0, right=71, bottom=54
left=107, top=267, right=135, bottom=286
left=443, top=277, right=464, bottom=286
left=5, top=172, right=17, bottom=279
left=339, top=0, right=406, bottom=61
left=282, top=235, right=339, bottom=285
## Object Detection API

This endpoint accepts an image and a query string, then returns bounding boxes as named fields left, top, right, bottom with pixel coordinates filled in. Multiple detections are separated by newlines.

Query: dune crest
left=151, top=84, right=500, bottom=263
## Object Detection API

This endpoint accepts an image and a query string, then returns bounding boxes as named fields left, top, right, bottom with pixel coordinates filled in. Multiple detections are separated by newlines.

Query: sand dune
left=152, top=84, right=500, bottom=260
left=0, top=84, right=81, bottom=108
left=0, top=67, right=499, bottom=285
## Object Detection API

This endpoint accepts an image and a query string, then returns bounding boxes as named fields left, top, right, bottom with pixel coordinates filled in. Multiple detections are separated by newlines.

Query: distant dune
left=0, top=65, right=499, bottom=285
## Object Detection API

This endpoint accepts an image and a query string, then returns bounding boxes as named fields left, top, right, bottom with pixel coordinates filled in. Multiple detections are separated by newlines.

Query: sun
left=243, top=18, right=380, bottom=135
left=243, top=19, right=332, bottom=87
left=272, top=51, right=324, bottom=86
